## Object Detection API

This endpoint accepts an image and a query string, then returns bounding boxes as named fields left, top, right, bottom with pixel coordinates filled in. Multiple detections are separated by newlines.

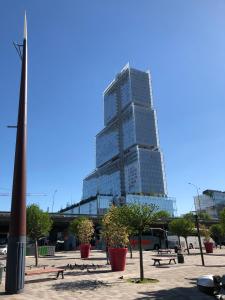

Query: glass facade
left=79, top=200, right=97, bottom=215
left=126, top=194, right=176, bottom=217
left=104, top=91, right=117, bottom=126
left=130, top=68, right=152, bottom=106
left=98, top=169, right=120, bottom=195
left=134, top=106, right=158, bottom=147
left=96, top=124, right=119, bottom=167
left=63, top=194, right=176, bottom=216
left=139, top=148, right=166, bottom=195
left=80, top=65, right=173, bottom=214
left=61, top=195, right=113, bottom=216
left=82, top=162, right=121, bottom=200
left=122, top=107, right=135, bottom=150
left=63, top=206, right=80, bottom=214
left=98, top=195, right=113, bottom=215
left=82, top=173, right=98, bottom=200
left=194, top=190, right=225, bottom=219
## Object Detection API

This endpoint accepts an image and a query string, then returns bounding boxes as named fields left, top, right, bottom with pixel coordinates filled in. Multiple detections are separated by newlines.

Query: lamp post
left=5, top=14, right=28, bottom=294
left=51, top=189, right=57, bottom=213
left=188, top=182, right=201, bottom=213
left=189, top=183, right=205, bottom=266
left=193, top=212, right=205, bottom=266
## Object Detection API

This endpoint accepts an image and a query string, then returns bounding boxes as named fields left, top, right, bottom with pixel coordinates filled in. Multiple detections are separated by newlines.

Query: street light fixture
left=188, top=182, right=201, bottom=212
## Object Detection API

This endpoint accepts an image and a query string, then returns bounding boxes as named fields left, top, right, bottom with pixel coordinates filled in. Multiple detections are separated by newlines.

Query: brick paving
left=0, top=248, right=225, bottom=299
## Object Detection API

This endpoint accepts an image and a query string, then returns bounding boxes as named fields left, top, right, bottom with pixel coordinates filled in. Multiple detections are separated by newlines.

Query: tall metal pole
left=195, top=214, right=205, bottom=266
left=5, top=14, right=28, bottom=294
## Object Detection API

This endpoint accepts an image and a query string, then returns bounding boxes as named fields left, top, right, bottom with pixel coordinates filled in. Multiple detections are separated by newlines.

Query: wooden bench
left=25, top=267, right=64, bottom=279
left=157, top=249, right=172, bottom=255
left=152, top=257, right=176, bottom=266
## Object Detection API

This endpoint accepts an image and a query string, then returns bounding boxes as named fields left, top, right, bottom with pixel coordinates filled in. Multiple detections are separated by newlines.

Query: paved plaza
left=1, top=248, right=225, bottom=299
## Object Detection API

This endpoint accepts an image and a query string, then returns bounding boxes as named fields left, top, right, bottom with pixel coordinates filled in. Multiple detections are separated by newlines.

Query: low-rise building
left=59, top=194, right=177, bottom=217
left=194, top=189, right=225, bottom=219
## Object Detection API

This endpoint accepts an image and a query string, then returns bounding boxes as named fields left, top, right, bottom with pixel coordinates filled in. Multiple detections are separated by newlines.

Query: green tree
left=102, top=207, right=129, bottom=248
left=183, top=212, right=211, bottom=222
left=101, top=206, right=130, bottom=263
left=198, top=212, right=212, bottom=221
left=154, top=210, right=171, bottom=220
left=219, top=208, right=225, bottom=231
left=70, top=217, right=94, bottom=244
left=77, top=219, right=94, bottom=244
left=118, top=203, right=156, bottom=281
left=27, top=204, right=53, bottom=266
left=199, top=224, right=211, bottom=242
left=168, top=218, right=194, bottom=254
left=70, top=217, right=86, bottom=248
left=210, top=224, right=224, bottom=248
left=104, top=205, right=138, bottom=258
left=183, top=212, right=195, bottom=222
left=70, top=217, right=86, bottom=237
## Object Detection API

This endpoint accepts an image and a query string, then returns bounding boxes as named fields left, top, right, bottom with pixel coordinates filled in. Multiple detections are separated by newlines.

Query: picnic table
left=25, top=267, right=64, bottom=279
left=152, top=257, right=176, bottom=266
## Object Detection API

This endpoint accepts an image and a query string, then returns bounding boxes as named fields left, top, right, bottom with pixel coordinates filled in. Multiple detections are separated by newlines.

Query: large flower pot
left=108, top=248, right=127, bottom=271
left=80, top=244, right=91, bottom=258
left=204, top=242, right=213, bottom=253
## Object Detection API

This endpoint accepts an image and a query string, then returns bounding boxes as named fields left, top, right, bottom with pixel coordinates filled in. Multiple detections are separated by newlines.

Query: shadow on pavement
left=195, top=264, right=225, bottom=268
left=52, top=280, right=111, bottom=291
left=153, top=265, right=171, bottom=268
left=40, top=255, right=70, bottom=259
left=85, top=269, right=112, bottom=274
left=135, top=286, right=212, bottom=300
left=64, top=269, right=111, bottom=276
left=204, top=264, right=225, bottom=268
left=205, top=254, right=225, bottom=257
left=25, top=277, right=56, bottom=284
left=85, top=257, right=108, bottom=261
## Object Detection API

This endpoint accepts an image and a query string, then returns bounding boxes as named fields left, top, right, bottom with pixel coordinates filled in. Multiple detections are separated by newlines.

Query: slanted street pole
left=195, top=214, right=205, bottom=266
left=5, top=13, right=28, bottom=294
left=189, top=183, right=205, bottom=266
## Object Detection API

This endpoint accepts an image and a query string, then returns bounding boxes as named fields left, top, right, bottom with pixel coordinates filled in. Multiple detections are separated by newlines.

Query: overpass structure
left=0, top=211, right=100, bottom=237
left=0, top=211, right=219, bottom=246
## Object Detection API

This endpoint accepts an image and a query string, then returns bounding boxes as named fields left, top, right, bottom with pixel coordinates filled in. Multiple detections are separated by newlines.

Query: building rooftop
left=203, top=189, right=225, bottom=195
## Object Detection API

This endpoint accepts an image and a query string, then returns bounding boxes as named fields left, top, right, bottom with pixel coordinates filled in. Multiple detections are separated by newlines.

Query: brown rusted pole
left=5, top=13, right=28, bottom=294
left=195, top=214, right=205, bottom=266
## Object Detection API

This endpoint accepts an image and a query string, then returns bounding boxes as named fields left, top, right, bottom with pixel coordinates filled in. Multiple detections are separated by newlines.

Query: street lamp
left=191, top=211, right=205, bottom=266
left=5, top=14, right=28, bottom=294
left=188, top=182, right=201, bottom=212
left=51, top=190, right=57, bottom=213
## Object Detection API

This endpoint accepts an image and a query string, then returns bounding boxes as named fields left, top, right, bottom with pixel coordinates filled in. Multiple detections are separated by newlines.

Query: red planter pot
left=204, top=242, right=213, bottom=253
left=108, top=248, right=127, bottom=271
left=80, top=244, right=91, bottom=258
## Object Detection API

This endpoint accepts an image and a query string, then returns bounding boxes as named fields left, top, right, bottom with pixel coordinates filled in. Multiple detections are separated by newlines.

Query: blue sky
left=0, top=0, right=225, bottom=215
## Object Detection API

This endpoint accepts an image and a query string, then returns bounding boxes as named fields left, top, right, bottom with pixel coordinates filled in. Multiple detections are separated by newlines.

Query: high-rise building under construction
left=83, top=65, right=167, bottom=200
left=61, top=65, right=176, bottom=216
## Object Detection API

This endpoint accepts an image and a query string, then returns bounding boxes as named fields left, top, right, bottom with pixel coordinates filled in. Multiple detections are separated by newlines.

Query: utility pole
left=5, top=13, right=28, bottom=294
left=195, top=214, right=205, bottom=266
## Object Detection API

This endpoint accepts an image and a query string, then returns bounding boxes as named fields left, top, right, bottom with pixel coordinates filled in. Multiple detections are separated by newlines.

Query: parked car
left=0, top=244, right=7, bottom=255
